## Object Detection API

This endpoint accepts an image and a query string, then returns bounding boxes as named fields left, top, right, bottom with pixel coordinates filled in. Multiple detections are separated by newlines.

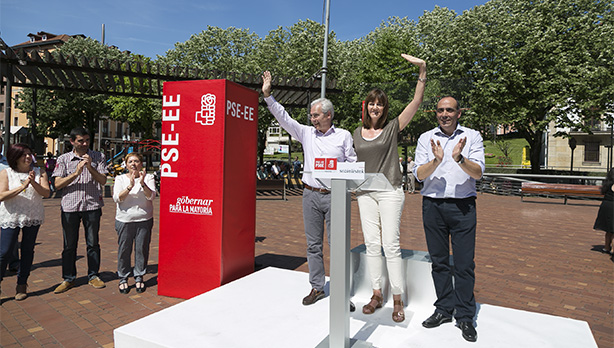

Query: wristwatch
left=456, top=154, right=465, bottom=164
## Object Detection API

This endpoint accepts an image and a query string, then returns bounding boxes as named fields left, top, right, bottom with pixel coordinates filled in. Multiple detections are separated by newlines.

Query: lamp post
left=320, top=0, right=331, bottom=98
left=568, top=137, right=577, bottom=172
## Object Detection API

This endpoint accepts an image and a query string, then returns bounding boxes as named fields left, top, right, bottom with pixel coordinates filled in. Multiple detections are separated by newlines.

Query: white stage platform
left=114, top=267, right=597, bottom=348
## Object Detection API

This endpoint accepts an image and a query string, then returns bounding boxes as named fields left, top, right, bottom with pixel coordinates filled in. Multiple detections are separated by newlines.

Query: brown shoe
left=15, top=284, right=28, bottom=301
left=392, top=300, right=405, bottom=323
left=362, top=294, right=383, bottom=314
left=88, top=276, right=106, bottom=289
left=302, top=289, right=325, bottom=305
left=54, top=281, right=74, bottom=294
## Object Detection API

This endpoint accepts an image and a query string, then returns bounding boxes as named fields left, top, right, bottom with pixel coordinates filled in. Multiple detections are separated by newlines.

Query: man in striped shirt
left=53, top=127, right=108, bottom=294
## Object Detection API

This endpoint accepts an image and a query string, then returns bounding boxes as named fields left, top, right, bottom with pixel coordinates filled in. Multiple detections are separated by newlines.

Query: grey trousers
left=115, top=218, right=153, bottom=283
left=302, top=189, right=331, bottom=291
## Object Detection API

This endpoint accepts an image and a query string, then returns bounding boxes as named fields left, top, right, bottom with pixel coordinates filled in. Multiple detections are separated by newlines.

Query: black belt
left=424, top=196, right=476, bottom=202
left=304, top=184, right=330, bottom=194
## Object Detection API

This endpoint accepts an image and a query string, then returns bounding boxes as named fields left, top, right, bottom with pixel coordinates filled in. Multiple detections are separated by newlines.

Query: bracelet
left=418, top=77, right=427, bottom=83
left=126, top=186, right=134, bottom=191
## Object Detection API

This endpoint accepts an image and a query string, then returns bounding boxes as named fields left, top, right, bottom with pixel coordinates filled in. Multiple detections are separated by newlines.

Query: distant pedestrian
left=257, top=165, right=266, bottom=180
left=45, top=152, right=56, bottom=192
left=594, top=169, right=613, bottom=255
left=271, top=162, right=280, bottom=179
left=407, top=156, right=416, bottom=193
left=293, top=157, right=302, bottom=179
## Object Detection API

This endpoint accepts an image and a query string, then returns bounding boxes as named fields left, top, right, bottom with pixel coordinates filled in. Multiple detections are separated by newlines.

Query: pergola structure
left=0, top=37, right=341, bottom=151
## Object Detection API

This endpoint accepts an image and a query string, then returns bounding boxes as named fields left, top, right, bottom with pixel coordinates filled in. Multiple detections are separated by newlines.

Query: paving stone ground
left=1, top=190, right=612, bottom=348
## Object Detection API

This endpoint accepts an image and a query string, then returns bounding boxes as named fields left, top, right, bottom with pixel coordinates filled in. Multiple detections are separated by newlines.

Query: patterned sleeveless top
left=0, top=167, right=45, bottom=228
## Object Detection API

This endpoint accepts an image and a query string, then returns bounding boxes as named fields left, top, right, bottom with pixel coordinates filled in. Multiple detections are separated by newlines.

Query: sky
left=1, top=0, right=488, bottom=59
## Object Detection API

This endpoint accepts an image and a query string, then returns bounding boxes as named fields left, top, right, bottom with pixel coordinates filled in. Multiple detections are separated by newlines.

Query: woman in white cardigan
left=113, top=152, right=156, bottom=294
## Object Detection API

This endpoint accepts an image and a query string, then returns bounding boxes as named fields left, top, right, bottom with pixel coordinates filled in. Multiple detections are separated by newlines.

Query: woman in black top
left=594, top=169, right=613, bottom=254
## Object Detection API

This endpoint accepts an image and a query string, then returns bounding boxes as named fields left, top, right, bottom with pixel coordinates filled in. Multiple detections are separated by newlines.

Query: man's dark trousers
left=61, top=209, right=102, bottom=282
left=422, top=196, right=476, bottom=322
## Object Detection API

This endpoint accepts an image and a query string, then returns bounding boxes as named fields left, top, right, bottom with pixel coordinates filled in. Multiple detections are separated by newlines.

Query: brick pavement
left=1, top=191, right=612, bottom=347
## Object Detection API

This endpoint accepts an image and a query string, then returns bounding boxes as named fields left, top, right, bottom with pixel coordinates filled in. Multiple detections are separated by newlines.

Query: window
left=587, top=118, right=602, bottom=132
left=13, top=117, right=18, bottom=126
left=268, top=127, right=281, bottom=136
left=102, top=120, right=109, bottom=137
left=584, top=141, right=600, bottom=162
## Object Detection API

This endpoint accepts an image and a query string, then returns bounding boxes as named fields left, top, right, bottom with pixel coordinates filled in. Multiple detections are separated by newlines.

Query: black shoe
left=459, top=321, right=477, bottom=342
left=349, top=301, right=355, bottom=312
left=302, top=289, right=325, bottom=305
left=119, top=282, right=130, bottom=294
left=422, top=312, right=453, bottom=328
left=135, top=281, right=146, bottom=294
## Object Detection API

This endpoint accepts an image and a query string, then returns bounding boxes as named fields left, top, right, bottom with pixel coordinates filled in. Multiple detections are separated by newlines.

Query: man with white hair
left=262, top=71, right=357, bottom=308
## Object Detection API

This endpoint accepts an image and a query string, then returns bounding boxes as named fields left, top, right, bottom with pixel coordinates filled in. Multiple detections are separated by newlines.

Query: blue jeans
left=0, top=225, right=40, bottom=285
left=61, top=209, right=102, bottom=282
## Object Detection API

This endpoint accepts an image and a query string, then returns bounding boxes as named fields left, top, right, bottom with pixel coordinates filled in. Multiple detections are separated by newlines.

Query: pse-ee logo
left=314, top=158, right=337, bottom=170
left=195, top=93, right=216, bottom=126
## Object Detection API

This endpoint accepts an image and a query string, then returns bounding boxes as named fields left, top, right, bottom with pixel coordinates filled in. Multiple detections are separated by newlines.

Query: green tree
left=254, top=20, right=339, bottom=163
left=419, top=0, right=614, bottom=172
left=159, top=26, right=261, bottom=74
left=104, top=53, right=161, bottom=140
left=15, top=37, right=132, bottom=140
left=333, top=17, right=431, bottom=143
left=105, top=96, right=160, bottom=139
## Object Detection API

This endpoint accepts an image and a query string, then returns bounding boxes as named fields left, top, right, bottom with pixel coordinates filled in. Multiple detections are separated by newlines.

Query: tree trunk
left=257, top=129, right=266, bottom=166
left=529, top=130, right=543, bottom=173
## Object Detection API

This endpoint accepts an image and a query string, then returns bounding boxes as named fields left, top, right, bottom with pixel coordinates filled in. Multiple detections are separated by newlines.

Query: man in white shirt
left=262, top=71, right=357, bottom=307
left=414, top=96, right=485, bottom=342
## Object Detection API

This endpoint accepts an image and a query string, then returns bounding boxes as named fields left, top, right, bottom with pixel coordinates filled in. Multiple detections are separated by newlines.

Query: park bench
left=256, top=179, right=286, bottom=200
left=520, top=182, right=602, bottom=204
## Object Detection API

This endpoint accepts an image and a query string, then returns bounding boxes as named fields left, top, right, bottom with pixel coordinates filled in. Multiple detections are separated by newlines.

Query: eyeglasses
left=436, top=108, right=457, bottom=114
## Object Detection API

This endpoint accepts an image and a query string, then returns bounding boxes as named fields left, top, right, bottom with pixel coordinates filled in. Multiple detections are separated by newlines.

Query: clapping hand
left=138, top=169, right=146, bottom=186
left=430, top=139, right=444, bottom=163
left=128, top=171, right=136, bottom=189
left=453, top=137, right=467, bottom=162
left=20, top=171, right=34, bottom=191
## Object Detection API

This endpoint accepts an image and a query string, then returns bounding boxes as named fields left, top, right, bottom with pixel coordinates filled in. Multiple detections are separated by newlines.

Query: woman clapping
left=113, top=153, right=156, bottom=294
left=0, top=144, right=50, bottom=301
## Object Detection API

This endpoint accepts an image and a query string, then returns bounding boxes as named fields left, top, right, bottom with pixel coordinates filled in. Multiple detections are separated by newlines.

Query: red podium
left=158, top=79, right=258, bottom=299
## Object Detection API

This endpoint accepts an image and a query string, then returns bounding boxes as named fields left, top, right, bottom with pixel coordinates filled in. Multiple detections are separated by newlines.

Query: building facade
left=546, top=118, right=613, bottom=174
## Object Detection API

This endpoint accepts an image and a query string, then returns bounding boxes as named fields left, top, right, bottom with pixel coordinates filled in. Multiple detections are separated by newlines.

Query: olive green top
left=353, top=119, right=402, bottom=188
